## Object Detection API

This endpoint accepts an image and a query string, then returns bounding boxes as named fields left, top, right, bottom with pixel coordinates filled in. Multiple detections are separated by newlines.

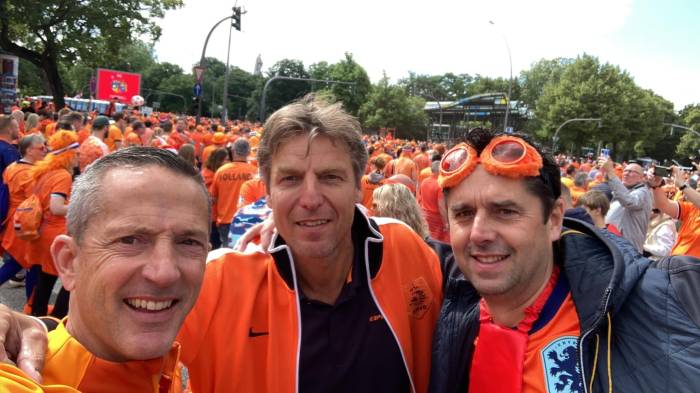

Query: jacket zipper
left=578, top=287, right=612, bottom=393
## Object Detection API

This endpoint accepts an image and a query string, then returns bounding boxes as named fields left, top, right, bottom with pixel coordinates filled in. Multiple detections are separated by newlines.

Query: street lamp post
left=196, top=6, right=241, bottom=124
left=551, top=118, right=602, bottom=152
left=489, top=20, right=513, bottom=133
left=259, top=76, right=356, bottom=122
left=664, top=123, right=700, bottom=138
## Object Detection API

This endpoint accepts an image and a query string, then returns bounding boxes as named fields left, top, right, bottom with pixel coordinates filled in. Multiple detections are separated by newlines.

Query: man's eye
left=180, top=238, right=203, bottom=247
left=119, top=236, right=138, bottom=245
left=498, top=209, right=518, bottom=217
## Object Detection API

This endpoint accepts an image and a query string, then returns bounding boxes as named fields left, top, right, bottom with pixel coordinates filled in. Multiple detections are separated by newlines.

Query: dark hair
left=68, top=147, right=210, bottom=243
left=161, top=121, right=173, bottom=133
left=455, top=128, right=561, bottom=222
left=205, top=147, right=230, bottom=172
left=178, top=143, right=197, bottom=167
left=112, top=112, right=125, bottom=122
left=131, top=121, right=145, bottom=131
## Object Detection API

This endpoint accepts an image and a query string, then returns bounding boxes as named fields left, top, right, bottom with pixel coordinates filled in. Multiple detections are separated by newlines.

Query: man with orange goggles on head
left=429, top=129, right=700, bottom=393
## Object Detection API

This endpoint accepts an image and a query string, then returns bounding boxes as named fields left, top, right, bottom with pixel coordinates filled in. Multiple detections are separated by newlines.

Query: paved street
left=0, top=274, right=61, bottom=313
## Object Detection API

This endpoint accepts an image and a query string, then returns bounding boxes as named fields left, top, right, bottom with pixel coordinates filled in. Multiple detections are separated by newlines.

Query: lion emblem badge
left=540, top=336, right=582, bottom=393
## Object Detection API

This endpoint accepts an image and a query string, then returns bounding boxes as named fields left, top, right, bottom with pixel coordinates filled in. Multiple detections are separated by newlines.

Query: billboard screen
left=95, top=68, right=141, bottom=103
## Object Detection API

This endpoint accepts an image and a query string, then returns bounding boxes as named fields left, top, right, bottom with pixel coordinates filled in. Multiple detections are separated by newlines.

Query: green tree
left=325, top=53, right=371, bottom=116
left=156, top=73, right=193, bottom=114
left=675, top=105, right=700, bottom=158
left=250, top=59, right=310, bottom=121
left=359, top=74, right=427, bottom=139
left=0, top=0, right=182, bottom=108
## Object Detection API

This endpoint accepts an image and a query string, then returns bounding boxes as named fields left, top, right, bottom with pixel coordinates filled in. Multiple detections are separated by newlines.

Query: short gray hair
left=257, top=94, right=368, bottom=188
left=67, top=147, right=211, bottom=244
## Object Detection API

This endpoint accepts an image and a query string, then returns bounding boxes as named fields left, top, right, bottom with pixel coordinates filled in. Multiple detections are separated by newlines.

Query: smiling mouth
left=472, top=255, right=509, bottom=264
left=296, top=219, right=330, bottom=227
left=124, top=298, right=178, bottom=312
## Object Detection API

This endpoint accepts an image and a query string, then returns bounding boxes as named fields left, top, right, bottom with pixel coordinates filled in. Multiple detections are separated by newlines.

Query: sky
left=153, top=0, right=699, bottom=110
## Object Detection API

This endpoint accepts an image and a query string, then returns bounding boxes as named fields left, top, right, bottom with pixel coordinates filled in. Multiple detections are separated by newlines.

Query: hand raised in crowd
left=0, top=304, right=47, bottom=382
left=671, top=166, right=687, bottom=189
left=597, top=156, right=615, bottom=174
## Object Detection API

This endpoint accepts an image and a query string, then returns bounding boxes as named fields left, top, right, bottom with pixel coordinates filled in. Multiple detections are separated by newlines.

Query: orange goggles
left=438, top=135, right=543, bottom=189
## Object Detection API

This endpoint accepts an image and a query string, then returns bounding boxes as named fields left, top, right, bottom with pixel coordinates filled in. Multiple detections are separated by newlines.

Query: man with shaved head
left=599, top=158, right=652, bottom=252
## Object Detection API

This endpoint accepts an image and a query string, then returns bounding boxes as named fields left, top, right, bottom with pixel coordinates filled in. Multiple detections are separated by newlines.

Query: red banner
left=95, top=68, right=141, bottom=103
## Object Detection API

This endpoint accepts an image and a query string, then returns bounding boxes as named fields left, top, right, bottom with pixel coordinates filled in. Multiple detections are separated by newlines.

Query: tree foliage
left=675, top=104, right=700, bottom=158
left=0, top=0, right=182, bottom=108
left=359, top=74, right=427, bottom=139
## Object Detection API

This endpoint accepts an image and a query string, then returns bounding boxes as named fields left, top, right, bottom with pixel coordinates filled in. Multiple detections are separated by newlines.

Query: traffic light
left=232, top=7, right=241, bottom=31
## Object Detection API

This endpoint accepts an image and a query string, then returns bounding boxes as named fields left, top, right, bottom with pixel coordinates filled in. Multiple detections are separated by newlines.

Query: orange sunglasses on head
left=438, top=135, right=543, bottom=189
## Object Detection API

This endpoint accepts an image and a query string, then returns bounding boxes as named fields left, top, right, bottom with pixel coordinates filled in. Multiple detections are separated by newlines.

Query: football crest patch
left=540, top=336, right=582, bottom=393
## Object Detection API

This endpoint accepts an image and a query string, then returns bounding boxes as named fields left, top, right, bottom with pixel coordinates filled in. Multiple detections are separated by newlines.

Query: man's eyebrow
left=488, top=200, right=522, bottom=210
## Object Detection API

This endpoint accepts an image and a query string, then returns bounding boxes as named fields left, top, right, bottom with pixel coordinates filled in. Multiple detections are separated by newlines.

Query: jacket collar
left=558, top=217, right=650, bottom=332
left=268, top=205, right=384, bottom=290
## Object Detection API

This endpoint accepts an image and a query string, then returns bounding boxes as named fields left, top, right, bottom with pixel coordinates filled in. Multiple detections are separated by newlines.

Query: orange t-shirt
left=419, top=175, right=447, bottom=242
left=672, top=201, right=700, bottom=258
left=210, top=161, right=258, bottom=224
left=201, top=167, right=215, bottom=190
left=105, top=125, right=123, bottom=152
left=237, top=177, right=267, bottom=209
left=522, top=292, right=581, bottom=393
left=2, top=161, right=34, bottom=266
left=26, top=169, right=72, bottom=275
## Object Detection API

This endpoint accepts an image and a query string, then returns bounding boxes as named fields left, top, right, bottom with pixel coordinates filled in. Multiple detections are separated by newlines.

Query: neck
left=293, top=245, right=354, bottom=305
left=66, top=307, right=124, bottom=362
left=482, top=260, right=554, bottom=327
left=592, top=214, right=605, bottom=228
left=91, top=132, right=104, bottom=140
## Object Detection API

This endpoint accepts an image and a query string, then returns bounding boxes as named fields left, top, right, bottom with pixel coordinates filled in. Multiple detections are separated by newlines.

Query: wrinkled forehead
left=624, top=164, right=643, bottom=174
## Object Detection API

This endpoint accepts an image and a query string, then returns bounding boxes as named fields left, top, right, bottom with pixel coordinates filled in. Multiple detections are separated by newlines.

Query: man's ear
left=549, top=198, right=565, bottom=242
left=51, top=234, right=79, bottom=291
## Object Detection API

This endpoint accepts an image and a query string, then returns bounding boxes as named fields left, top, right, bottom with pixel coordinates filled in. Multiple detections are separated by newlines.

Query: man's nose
left=469, top=210, right=496, bottom=245
left=142, top=240, right=181, bottom=287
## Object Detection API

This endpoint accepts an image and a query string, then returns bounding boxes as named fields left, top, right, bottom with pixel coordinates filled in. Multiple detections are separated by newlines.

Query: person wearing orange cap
left=201, top=132, right=227, bottom=165
left=430, top=129, right=700, bottom=393
left=26, top=130, right=79, bottom=319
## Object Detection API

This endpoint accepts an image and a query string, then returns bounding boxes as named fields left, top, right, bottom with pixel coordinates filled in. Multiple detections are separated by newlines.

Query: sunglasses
left=438, top=135, right=543, bottom=189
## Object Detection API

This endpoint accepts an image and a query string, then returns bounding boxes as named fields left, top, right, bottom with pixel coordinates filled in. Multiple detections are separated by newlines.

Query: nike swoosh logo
left=248, top=328, right=269, bottom=337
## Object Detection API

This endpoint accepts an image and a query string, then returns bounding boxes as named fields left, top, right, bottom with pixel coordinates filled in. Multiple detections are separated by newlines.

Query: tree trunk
left=42, top=52, right=65, bottom=109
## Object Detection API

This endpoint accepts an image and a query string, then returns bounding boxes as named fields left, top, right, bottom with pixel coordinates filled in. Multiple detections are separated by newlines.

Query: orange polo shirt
left=210, top=161, right=258, bottom=225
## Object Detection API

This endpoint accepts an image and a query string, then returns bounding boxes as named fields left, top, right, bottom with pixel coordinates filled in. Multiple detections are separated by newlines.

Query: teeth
left=298, top=220, right=329, bottom=227
left=126, top=299, right=173, bottom=311
left=476, top=255, right=507, bottom=263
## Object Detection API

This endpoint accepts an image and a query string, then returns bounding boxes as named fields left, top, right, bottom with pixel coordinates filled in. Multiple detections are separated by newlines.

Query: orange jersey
left=210, top=161, right=258, bottom=225
left=672, top=201, right=700, bottom=258
left=2, top=161, right=34, bottom=266
left=522, top=291, right=580, bottom=393
left=569, top=185, right=587, bottom=205
left=26, top=169, right=72, bottom=275
left=418, top=175, right=447, bottom=242
left=105, top=125, right=123, bottom=152
left=237, top=177, right=267, bottom=209
left=38, top=321, right=183, bottom=392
